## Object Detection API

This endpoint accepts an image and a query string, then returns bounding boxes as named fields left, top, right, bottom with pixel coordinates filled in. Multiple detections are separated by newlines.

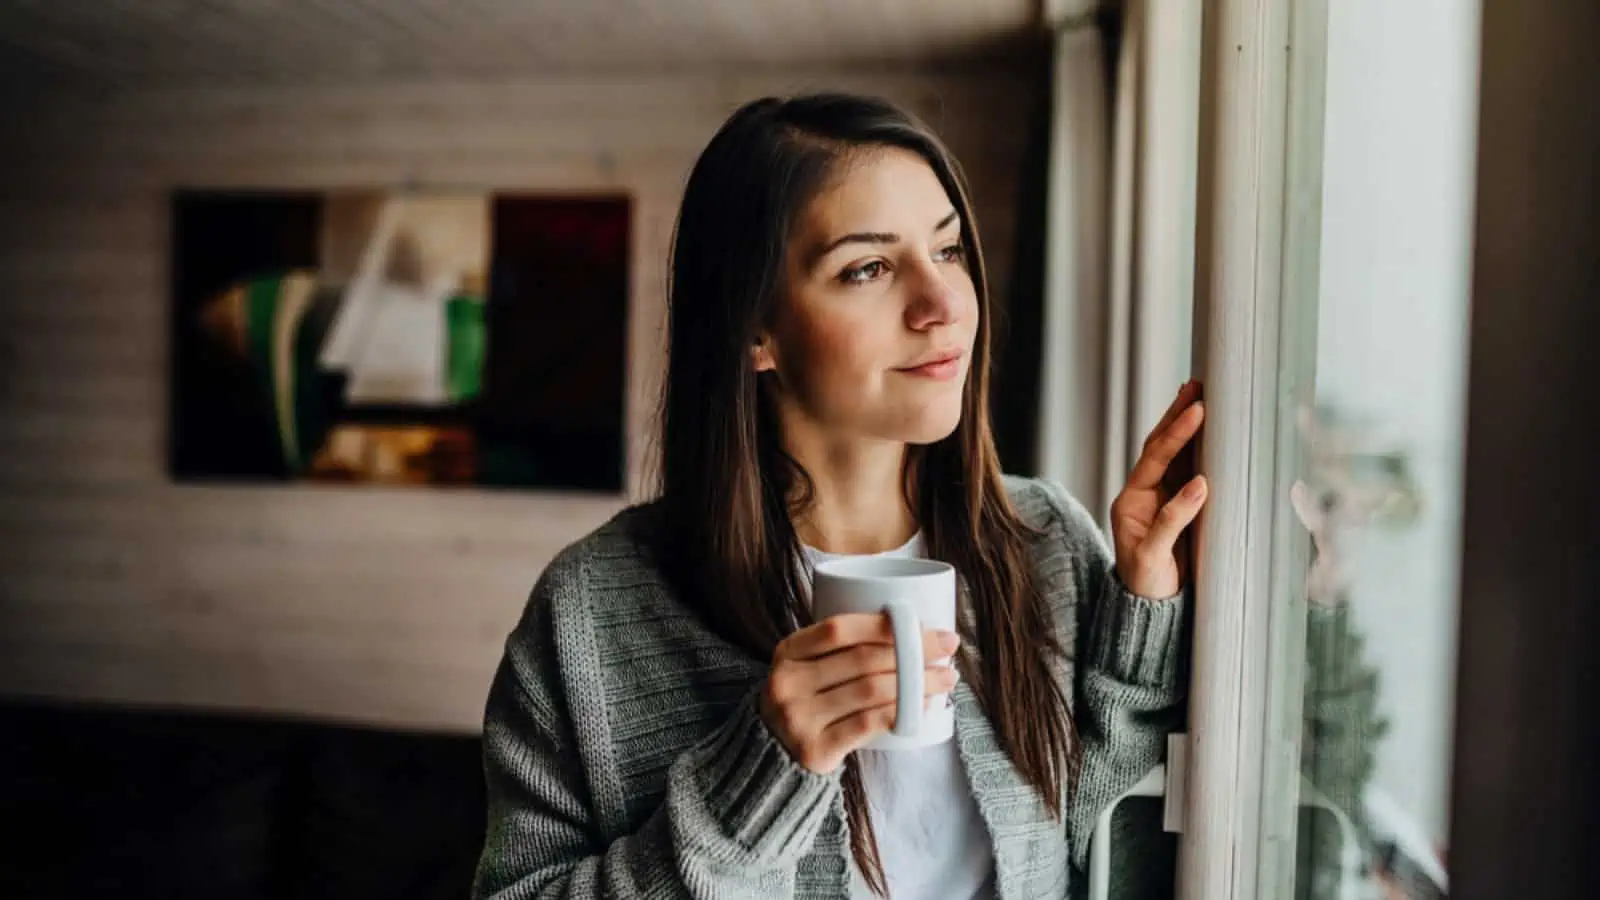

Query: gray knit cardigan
left=473, top=476, right=1187, bottom=899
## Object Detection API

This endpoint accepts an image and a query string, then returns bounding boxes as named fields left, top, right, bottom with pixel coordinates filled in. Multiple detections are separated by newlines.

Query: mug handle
left=883, top=600, right=923, bottom=738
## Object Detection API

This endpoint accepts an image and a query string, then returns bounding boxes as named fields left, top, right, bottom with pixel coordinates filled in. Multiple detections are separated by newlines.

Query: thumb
left=1141, top=475, right=1208, bottom=558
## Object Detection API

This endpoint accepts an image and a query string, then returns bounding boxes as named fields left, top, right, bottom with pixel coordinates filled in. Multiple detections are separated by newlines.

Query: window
left=1178, top=1, right=1478, bottom=897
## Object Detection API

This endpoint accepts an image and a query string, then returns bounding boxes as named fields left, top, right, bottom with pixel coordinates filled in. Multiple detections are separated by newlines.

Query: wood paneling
left=0, top=71, right=1039, bottom=732
left=0, top=1, right=1039, bottom=87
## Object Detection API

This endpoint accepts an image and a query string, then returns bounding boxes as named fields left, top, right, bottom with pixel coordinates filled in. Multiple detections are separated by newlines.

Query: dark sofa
left=0, top=701, right=487, bottom=900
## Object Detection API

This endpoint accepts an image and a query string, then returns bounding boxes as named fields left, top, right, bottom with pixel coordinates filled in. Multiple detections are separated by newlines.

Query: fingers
left=812, top=665, right=959, bottom=722
left=775, top=613, right=892, bottom=661
left=813, top=704, right=899, bottom=765
left=1128, top=399, right=1205, bottom=491
left=767, top=615, right=963, bottom=772
left=799, top=630, right=959, bottom=693
left=1144, top=379, right=1203, bottom=453
left=1140, top=474, right=1208, bottom=557
left=811, top=664, right=960, bottom=740
left=767, top=664, right=959, bottom=772
left=778, top=613, right=958, bottom=663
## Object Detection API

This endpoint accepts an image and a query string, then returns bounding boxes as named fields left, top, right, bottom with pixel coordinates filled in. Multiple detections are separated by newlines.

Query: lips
left=900, top=349, right=962, bottom=369
left=896, top=348, right=965, bottom=380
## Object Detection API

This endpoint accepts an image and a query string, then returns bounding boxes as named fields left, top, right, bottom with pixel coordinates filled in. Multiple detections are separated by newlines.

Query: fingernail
left=938, top=631, right=961, bottom=652
left=1183, top=478, right=1206, bottom=500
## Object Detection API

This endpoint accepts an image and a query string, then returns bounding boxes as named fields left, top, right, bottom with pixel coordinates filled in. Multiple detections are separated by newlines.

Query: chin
left=895, top=400, right=965, bottom=446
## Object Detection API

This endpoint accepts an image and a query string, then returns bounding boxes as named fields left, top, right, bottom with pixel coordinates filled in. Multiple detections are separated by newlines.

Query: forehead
left=798, top=147, right=955, bottom=237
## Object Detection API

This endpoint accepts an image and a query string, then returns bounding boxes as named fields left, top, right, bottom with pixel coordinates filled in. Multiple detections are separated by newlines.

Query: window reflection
left=1292, top=404, right=1446, bottom=900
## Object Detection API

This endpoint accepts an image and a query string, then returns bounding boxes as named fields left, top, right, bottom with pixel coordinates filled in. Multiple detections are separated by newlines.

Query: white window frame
left=1177, top=0, right=1330, bottom=898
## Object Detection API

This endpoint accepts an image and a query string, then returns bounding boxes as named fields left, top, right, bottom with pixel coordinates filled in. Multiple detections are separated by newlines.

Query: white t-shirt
left=802, top=534, right=997, bottom=900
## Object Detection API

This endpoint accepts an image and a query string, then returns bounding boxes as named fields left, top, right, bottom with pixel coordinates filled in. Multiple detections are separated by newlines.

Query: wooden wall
left=0, top=71, right=1039, bottom=732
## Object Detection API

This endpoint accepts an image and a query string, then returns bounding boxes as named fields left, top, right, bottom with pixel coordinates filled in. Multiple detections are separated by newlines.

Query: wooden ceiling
left=0, top=0, right=1048, bottom=88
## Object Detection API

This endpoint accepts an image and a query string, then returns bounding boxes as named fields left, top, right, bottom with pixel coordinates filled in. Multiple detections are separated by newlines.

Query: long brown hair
left=653, top=94, right=1075, bottom=895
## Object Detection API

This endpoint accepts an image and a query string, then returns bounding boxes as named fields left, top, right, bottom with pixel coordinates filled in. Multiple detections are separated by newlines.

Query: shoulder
left=523, top=503, right=662, bottom=605
left=505, top=501, right=757, bottom=685
left=1002, top=474, right=1107, bottom=551
left=1001, top=475, right=1117, bottom=612
left=495, top=502, right=670, bottom=709
left=510, top=502, right=668, bottom=642
left=495, top=503, right=762, bottom=753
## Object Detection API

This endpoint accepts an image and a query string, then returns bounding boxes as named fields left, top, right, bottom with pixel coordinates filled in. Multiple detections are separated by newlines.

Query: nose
left=904, top=262, right=960, bottom=331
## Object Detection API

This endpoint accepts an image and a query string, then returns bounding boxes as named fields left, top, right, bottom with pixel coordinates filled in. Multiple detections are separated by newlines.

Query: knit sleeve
left=1030, top=479, right=1189, bottom=874
left=471, top=558, right=841, bottom=899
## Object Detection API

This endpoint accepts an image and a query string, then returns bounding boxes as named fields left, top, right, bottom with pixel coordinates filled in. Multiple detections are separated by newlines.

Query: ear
left=750, top=334, right=778, bottom=373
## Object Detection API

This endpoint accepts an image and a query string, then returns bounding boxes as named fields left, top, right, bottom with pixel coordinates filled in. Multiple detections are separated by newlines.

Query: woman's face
left=756, top=147, right=980, bottom=448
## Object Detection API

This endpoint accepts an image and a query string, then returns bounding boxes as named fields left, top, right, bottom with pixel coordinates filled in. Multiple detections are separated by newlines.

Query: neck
left=784, top=430, right=917, bottom=556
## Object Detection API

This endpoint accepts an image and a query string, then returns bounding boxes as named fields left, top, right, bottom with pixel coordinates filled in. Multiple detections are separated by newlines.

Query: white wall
left=1314, top=0, right=1481, bottom=842
left=0, top=71, right=1037, bottom=732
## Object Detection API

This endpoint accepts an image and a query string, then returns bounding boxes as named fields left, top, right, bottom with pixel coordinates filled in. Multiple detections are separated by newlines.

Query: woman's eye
left=839, top=260, right=888, bottom=284
left=936, top=243, right=967, bottom=264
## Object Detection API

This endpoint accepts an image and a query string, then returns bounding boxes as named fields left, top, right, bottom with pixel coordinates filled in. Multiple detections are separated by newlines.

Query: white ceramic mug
left=811, top=556, right=957, bottom=750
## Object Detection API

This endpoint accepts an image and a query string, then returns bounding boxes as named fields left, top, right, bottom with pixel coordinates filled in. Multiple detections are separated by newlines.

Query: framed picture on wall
left=168, top=189, right=630, bottom=492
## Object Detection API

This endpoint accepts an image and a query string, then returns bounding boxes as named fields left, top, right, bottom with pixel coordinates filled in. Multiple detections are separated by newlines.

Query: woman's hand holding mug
left=761, top=615, right=959, bottom=774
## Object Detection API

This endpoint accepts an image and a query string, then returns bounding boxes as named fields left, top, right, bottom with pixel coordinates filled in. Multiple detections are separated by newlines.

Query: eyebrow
left=807, top=209, right=961, bottom=270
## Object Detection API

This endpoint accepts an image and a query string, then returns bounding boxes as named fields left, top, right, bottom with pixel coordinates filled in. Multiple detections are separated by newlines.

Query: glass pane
left=1265, top=1, right=1480, bottom=898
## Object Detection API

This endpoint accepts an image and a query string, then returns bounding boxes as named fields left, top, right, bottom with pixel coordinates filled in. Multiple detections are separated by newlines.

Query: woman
left=472, top=93, right=1207, bottom=899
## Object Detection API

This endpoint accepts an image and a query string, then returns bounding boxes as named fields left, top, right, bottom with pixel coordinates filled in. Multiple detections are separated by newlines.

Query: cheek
left=788, top=310, right=891, bottom=397
left=772, top=299, right=902, bottom=411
